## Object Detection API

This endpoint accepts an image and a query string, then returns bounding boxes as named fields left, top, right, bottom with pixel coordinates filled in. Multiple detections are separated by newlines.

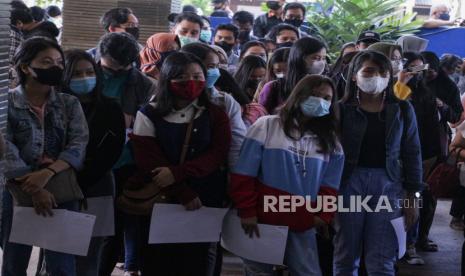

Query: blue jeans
left=333, top=168, right=403, bottom=276
left=407, top=220, right=419, bottom=246
left=124, top=213, right=141, bottom=271
left=243, top=229, right=322, bottom=276
left=75, top=237, right=104, bottom=276
left=1, top=190, right=78, bottom=276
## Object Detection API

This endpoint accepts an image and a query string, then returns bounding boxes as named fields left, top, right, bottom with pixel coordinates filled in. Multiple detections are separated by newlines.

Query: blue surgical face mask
left=200, top=29, right=212, bottom=43
left=300, top=96, right=331, bottom=117
left=69, top=77, right=97, bottom=95
left=178, top=35, right=198, bottom=47
left=206, top=68, right=221, bottom=88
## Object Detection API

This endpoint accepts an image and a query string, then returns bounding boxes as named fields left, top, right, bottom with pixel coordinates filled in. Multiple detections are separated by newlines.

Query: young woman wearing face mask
left=259, top=36, right=327, bottom=114
left=61, top=50, right=126, bottom=276
left=234, top=55, right=267, bottom=101
left=333, top=50, right=423, bottom=276
left=367, top=42, right=416, bottom=101
left=231, top=75, right=344, bottom=276
left=2, top=37, right=89, bottom=276
left=129, top=52, right=231, bottom=275
left=253, top=47, right=290, bottom=102
left=408, top=51, right=463, bottom=253
left=214, top=66, right=268, bottom=127
left=181, top=42, right=246, bottom=170
left=239, top=41, right=268, bottom=62
left=140, top=33, right=180, bottom=80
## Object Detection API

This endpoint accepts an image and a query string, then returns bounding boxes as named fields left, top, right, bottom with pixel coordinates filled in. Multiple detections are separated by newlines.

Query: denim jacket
left=340, top=100, right=424, bottom=192
left=5, top=86, right=89, bottom=175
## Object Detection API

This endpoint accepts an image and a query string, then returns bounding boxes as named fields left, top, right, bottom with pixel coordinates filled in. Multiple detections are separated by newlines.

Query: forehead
left=75, top=59, right=94, bottom=69
left=247, top=46, right=266, bottom=53
left=178, top=20, right=200, bottom=30
left=183, top=62, right=203, bottom=73
left=286, top=8, right=303, bottom=15
left=127, top=14, right=139, bottom=23
left=278, top=30, right=297, bottom=37
left=35, top=47, right=62, bottom=60
left=216, top=29, right=234, bottom=36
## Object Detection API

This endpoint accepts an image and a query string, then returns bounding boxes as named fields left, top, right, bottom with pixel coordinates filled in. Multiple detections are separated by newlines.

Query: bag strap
left=179, top=107, right=199, bottom=165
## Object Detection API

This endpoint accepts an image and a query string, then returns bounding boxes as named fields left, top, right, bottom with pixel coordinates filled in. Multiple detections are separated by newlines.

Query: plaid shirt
left=9, top=25, right=22, bottom=65
left=9, top=25, right=23, bottom=87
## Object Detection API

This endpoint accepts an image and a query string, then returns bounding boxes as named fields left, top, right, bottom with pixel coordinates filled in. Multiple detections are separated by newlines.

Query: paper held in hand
left=9, top=207, right=96, bottom=256
left=149, top=203, right=228, bottom=244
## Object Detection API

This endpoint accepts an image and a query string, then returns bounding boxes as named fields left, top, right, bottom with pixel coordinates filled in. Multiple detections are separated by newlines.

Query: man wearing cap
left=212, top=0, right=234, bottom=18
left=253, top=0, right=285, bottom=38
left=356, top=30, right=381, bottom=50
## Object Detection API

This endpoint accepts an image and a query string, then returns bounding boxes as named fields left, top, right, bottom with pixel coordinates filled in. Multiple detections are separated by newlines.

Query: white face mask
left=356, top=71, right=390, bottom=94
left=275, top=73, right=285, bottom=79
left=391, top=60, right=403, bottom=75
left=307, top=60, right=326, bottom=75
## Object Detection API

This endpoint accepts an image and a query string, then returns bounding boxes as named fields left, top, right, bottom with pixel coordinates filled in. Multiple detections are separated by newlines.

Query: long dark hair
left=284, top=37, right=326, bottom=101
left=264, top=47, right=290, bottom=83
left=234, top=55, right=266, bottom=100
left=279, top=75, right=339, bottom=154
left=14, top=36, right=64, bottom=86
left=153, top=52, right=210, bottom=116
left=215, top=68, right=250, bottom=105
left=403, top=51, right=427, bottom=93
left=62, top=50, right=104, bottom=102
left=341, top=50, right=397, bottom=105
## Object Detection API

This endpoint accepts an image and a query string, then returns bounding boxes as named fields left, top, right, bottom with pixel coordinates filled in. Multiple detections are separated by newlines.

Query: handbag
left=116, top=107, right=199, bottom=216
left=6, top=94, right=84, bottom=206
left=426, top=148, right=463, bottom=198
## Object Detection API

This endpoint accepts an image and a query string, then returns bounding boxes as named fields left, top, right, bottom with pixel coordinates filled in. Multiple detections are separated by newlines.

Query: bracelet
left=45, top=167, right=57, bottom=176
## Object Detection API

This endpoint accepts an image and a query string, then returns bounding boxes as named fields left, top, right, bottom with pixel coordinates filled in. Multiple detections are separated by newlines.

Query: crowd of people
left=3, top=0, right=465, bottom=276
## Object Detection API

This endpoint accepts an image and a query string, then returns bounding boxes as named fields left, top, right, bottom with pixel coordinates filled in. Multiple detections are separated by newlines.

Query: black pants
left=139, top=216, right=210, bottom=276
left=98, top=165, right=136, bottom=276
left=419, top=188, right=437, bottom=243
left=451, top=186, right=465, bottom=218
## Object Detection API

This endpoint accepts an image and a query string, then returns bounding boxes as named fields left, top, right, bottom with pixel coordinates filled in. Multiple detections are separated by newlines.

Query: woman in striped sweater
left=231, top=75, right=344, bottom=276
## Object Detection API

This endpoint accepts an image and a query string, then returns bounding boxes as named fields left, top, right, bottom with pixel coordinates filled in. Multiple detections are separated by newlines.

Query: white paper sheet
left=9, top=207, right=96, bottom=256
left=221, top=209, right=288, bottom=265
left=149, top=204, right=228, bottom=244
left=391, top=216, right=407, bottom=259
left=81, top=196, right=115, bottom=237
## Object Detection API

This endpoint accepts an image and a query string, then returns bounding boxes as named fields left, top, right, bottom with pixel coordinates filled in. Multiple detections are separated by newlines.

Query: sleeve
left=224, top=95, right=246, bottom=169
left=437, top=83, right=463, bottom=125
left=230, top=116, right=268, bottom=218
left=258, top=81, right=274, bottom=114
left=450, top=95, right=465, bottom=128
left=394, top=81, right=412, bottom=100
left=253, top=16, right=264, bottom=38
left=316, top=147, right=345, bottom=224
left=58, top=96, right=89, bottom=170
left=4, top=119, right=29, bottom=177
left=168, top=106, right=232, bottom=183
left=78, top=103, right=126, bottom=189
left=400, top=101, right=424, bottom=192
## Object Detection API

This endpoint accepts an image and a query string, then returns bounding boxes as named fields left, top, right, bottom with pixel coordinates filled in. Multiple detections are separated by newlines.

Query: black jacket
left=410, top=73, right=463, bottom=160
left=77, top=97, right=126, bottom=195
left=253, top=14, right=282, bottom=38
